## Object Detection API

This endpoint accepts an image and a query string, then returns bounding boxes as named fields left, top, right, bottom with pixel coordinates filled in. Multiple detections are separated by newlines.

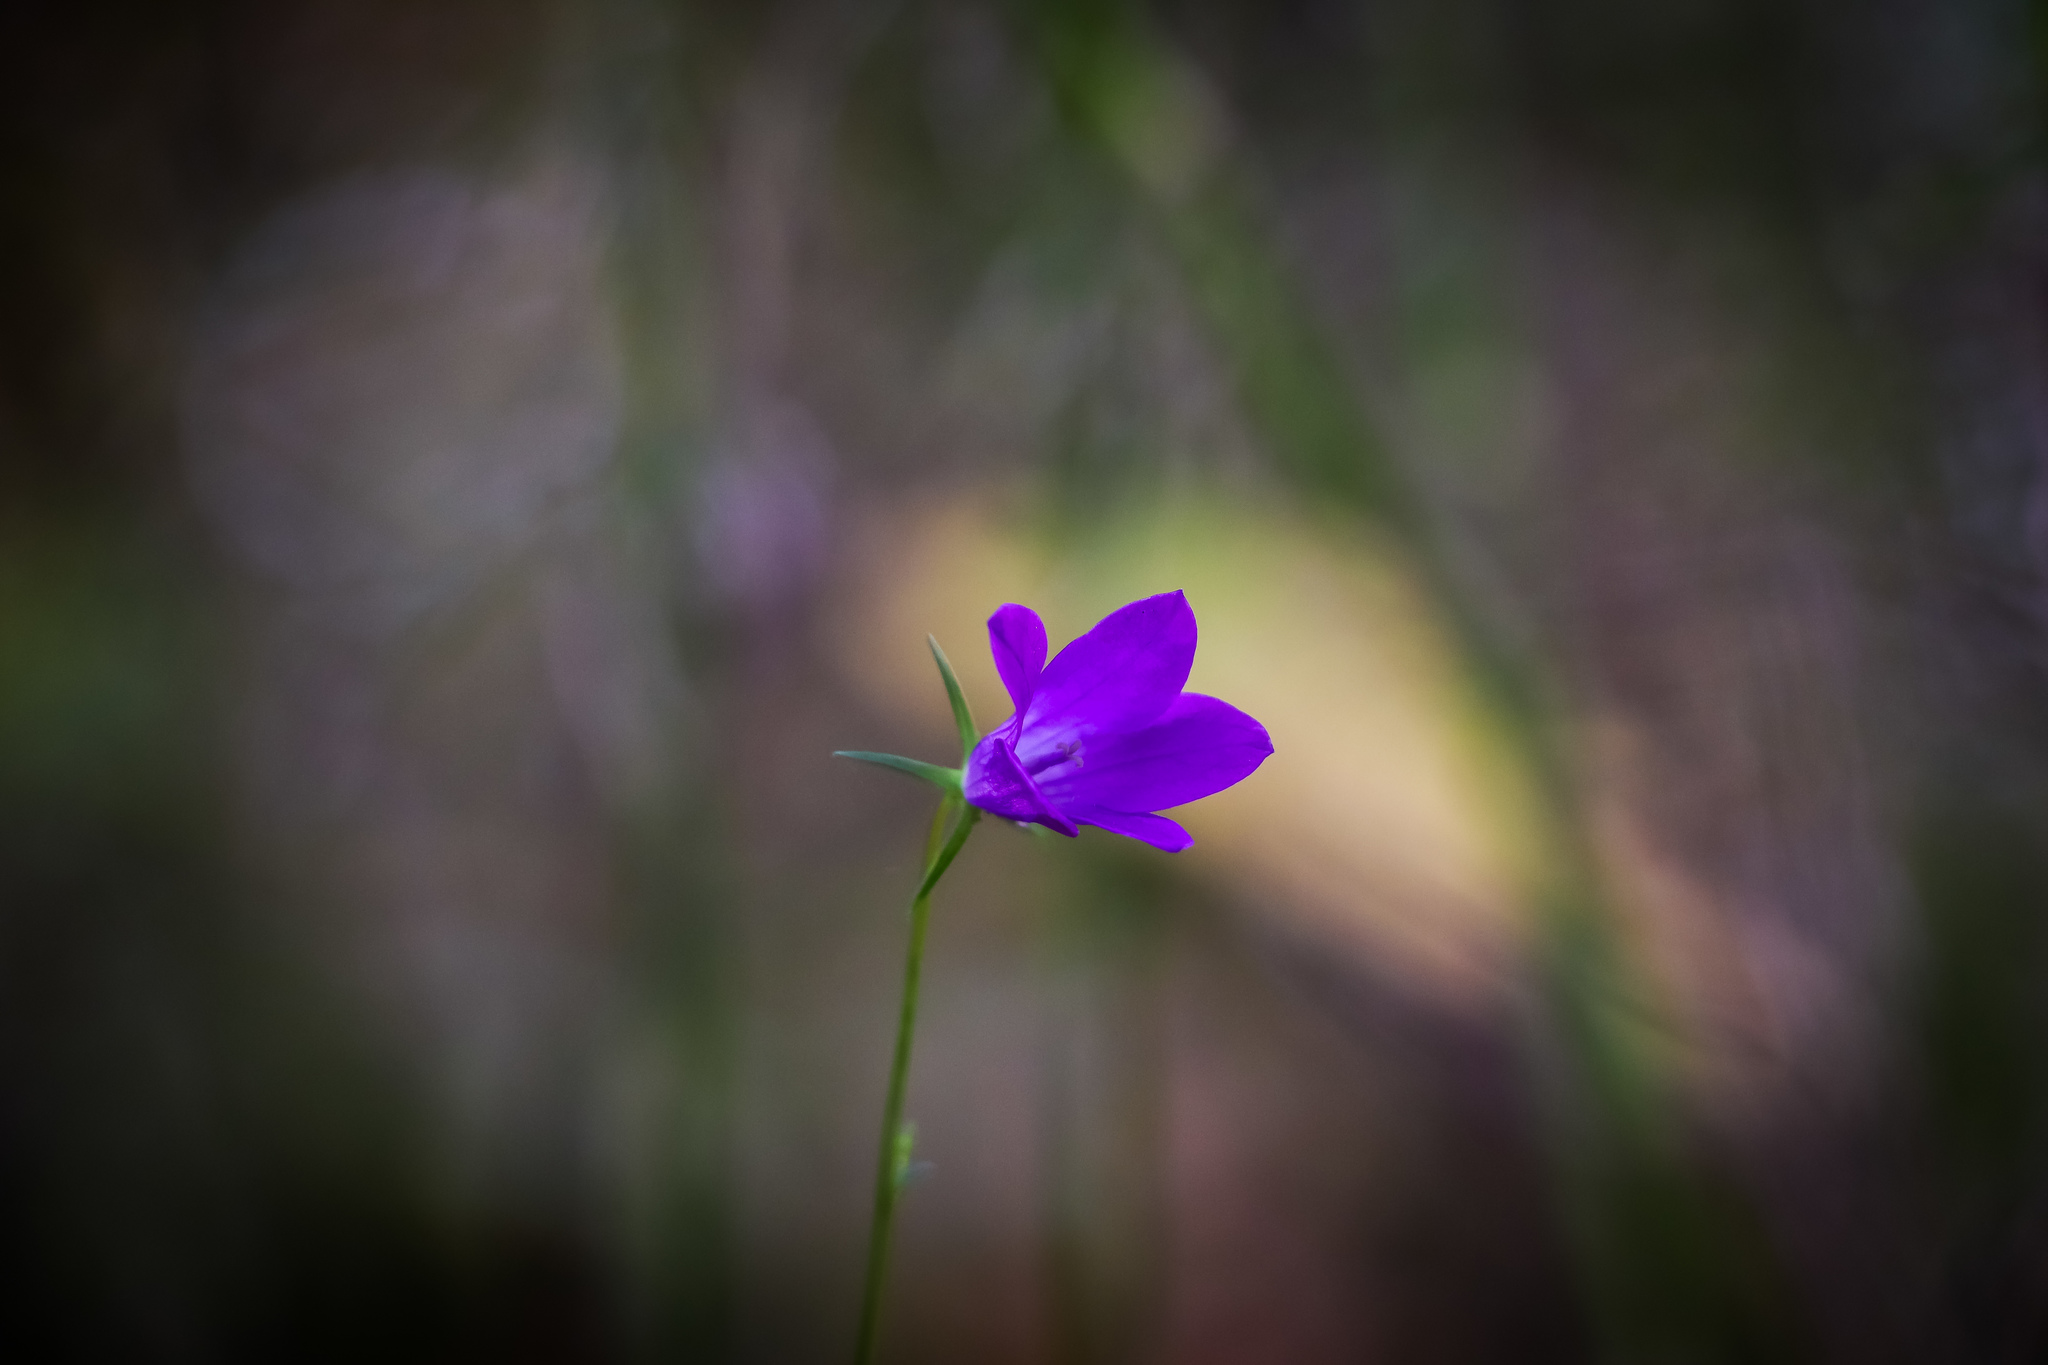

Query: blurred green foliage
left=5, top=0, right=2048, bottom=1361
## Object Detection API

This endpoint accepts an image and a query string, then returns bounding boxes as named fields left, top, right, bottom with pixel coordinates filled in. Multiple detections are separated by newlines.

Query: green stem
left=853, top=797, right=981, bottom=1365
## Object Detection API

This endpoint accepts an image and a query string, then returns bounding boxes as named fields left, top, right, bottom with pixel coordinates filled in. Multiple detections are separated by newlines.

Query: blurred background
left=4, top=0, right=2047, bottom=1360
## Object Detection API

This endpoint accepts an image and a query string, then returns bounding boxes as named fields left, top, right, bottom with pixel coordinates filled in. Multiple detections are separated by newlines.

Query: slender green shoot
left=853, top=798, right=980, bottom=1365
left=849, top=637, right=988, bottom=1363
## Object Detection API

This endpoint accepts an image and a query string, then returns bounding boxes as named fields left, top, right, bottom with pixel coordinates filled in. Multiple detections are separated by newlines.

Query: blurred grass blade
left=891, top=1120, right=917, bottom=1190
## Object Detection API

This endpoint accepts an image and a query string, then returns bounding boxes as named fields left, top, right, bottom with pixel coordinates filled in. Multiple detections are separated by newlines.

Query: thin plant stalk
left=853, top=794, right=980, bottom=1365
left=842, top=633, right=982, bottom=1361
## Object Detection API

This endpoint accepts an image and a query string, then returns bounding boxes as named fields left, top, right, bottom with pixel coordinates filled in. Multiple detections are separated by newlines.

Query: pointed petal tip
left=988, top=603, right=1048, bottom=714
left=1075, top=805, right=1193, bottom=852
left=1025, top=590, right=1198, bottom=734
left=1033, top=693, right=1272, bottom=813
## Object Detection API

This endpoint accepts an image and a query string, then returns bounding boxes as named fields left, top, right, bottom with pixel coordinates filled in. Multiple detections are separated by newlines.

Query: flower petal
left=962, top=733, right=1079, bottom=835
left=987, top=603, right=1048, bottom=714
left=1073, top=806, right=1192, bottom=852
left=1037, top=693, right=1272, bottom=813
left=1021, top=591, right=1196, bottom=743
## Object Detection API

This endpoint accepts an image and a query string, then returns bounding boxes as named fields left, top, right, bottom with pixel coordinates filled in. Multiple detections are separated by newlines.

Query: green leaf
left=927, top=635, right=979, bottom=762
left=833, top=751, right=963, bottom=790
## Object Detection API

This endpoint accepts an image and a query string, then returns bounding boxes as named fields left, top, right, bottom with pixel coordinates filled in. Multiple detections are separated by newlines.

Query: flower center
left=1024, top=739, right=1083, bottom=776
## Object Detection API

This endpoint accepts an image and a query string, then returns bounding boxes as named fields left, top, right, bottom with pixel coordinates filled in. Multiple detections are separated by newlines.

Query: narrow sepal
left=927, top=634, right=980, bottom=762
left=833, top=751, right=963, bottom=791
left=923, top=790, right=962, bottom=868
left=917, top=805, right=981, bottom=898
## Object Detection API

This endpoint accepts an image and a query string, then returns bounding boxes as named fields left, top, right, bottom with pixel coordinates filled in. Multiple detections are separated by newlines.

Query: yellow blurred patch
left=828, top=487, right=1550, bottom=1009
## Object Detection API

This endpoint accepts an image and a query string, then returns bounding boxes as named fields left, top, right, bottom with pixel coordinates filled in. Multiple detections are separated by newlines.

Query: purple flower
left=961, top=591, right=1272, bottom=852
